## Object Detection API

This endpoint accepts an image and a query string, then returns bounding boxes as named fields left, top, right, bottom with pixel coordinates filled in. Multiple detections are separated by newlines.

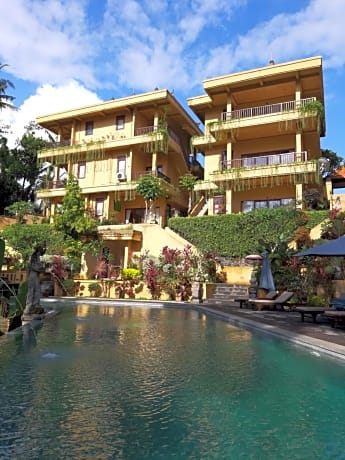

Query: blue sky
left=1, top=0, right=345, bottom=157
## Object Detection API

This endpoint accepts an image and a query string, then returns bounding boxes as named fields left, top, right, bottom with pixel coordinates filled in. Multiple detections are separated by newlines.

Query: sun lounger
left=295, top=306, right=332, bottom=323
left=322, top=310, right=345, bottom=328
left=248, top=291, right=294, bottom=311
left=234, top=290, right=277, bottom=308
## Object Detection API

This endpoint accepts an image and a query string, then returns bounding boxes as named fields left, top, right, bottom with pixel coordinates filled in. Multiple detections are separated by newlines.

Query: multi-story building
left=187, top=56, right=326, bottom=215
left=36, top=90, right=201, bottom=271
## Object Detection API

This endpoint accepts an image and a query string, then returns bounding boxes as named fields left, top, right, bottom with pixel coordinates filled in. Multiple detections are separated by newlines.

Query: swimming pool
left=1, top=302, right=345, bottom=459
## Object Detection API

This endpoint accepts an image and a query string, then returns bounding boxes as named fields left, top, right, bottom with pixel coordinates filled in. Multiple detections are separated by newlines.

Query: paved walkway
left=198, top=302, right=345, bottom=360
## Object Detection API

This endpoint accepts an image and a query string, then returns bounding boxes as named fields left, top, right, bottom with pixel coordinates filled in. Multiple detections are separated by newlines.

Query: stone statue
left=23, top=244, right=47, bottom=316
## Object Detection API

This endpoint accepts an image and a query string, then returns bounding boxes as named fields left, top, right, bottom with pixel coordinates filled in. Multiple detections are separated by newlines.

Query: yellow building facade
left=187, top=56, right=326, bottom=215
left=36, top=90, right=201, bottom=272
left=35, top=56, right=327, bottom=275
left=37, top=89, right=201, bottom=225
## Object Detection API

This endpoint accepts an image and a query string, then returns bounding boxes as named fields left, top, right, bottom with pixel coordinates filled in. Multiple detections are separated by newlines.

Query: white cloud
left=194, top=0, right=345, bottom=81
left=1, top=0, right=345, bottom=113
left=0, top=0, right=96, bottom=86
left=1, top=81, right=101, bottom=148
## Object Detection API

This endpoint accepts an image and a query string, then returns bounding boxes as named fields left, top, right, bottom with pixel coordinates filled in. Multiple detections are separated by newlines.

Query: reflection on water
left=0, top=304, right=345, bottom=459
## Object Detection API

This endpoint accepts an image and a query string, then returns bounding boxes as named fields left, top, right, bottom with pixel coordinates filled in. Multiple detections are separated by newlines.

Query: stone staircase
left=204, top=283, right=248, bottom=306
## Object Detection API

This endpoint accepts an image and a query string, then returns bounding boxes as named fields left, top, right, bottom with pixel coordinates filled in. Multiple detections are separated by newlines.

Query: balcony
left=38, top=125, right=181, bottom=162
left=220, top=151, right=308, bottom=170
left=134, top=170, right=171, bottom=184
left=209, top=150, right=318, bottom=184
left=206, top=97, right=323, bottom=138
left=46, top=180, right=66, bottom=189
left=220, top=98, right=316, bottom=121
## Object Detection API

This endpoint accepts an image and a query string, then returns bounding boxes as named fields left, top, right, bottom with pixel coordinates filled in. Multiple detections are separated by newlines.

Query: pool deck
left=198, top=301, right=345, bottom=361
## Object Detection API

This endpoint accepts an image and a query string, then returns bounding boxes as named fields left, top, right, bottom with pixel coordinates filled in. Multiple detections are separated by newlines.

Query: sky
left=1, top=0, right=345, bottom=156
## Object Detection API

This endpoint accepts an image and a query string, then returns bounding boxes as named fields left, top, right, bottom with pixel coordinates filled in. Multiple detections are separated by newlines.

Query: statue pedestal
left=191, top=281, right=203, bottom=304
left=22, top=313, right=45, bottom=323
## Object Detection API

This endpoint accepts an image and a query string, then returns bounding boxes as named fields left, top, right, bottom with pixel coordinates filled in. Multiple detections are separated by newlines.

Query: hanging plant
left=298, top=100, right=324, bottom=132
left=144, top=121, right=168, bottom=154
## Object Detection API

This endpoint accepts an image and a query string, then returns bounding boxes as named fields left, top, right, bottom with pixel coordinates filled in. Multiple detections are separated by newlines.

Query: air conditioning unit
left=117, top=172, right=127, bottom=181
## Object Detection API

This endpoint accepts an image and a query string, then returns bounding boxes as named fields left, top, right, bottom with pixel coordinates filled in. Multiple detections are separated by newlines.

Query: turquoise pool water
left=1, top=303, right=345, bottom=459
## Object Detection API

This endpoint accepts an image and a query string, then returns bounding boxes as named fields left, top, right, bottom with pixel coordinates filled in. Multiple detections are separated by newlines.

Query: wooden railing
left=133, top=170, right=171, bottom=183
left=220, top=151, right=307, bottom=170
left=45, top=180, right=67, bottom=189
left=220, top=97, right=316, bottom=122
left=134, top=126, right=156, bottom=136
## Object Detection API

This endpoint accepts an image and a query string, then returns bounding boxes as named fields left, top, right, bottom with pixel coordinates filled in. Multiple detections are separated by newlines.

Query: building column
left=295, top=132, right=303, bottom=160
left=123, top=245, right=129, bottom=268
left=325, top=178, right=332, bottom=204
left=225, top=189, right=233, bottom=214
left=152, top=110, right=159, bottom=172
left=226, top=92, right=232, bottom=113
left=131, top=109, right=136, bottom=136
left=227, top=142, right=233, bottom=165
left=295, top=78, right=301, bottom=105
left=127, top=149, right=133, bottom=180
left=208, top=196, right=214, bottom=216
left=295, top=183, right=303, bottom=209
left=71, top=120, right=76, bottom=145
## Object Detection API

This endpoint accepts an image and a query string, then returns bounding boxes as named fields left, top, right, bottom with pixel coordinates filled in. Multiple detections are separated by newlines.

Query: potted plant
left=88, top=282, right=102, bottom=297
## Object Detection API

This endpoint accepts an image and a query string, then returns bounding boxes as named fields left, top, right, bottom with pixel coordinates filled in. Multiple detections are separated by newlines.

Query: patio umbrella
left=294, top=236, right=345, bottom=257
left=259, top=252, right=276, bottom=291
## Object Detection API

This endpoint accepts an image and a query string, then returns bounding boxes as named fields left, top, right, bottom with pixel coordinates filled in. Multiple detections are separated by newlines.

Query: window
left=268, top=200, right=281, bottom=208
left=78, top=161, right=86, bottom=179
left=213, top=195, right=225, bottom=214
left=116, top=156, right=127, bottom=180
left=95, top=199, right=104, bottom=218
left=242, top=200, right=254, bottom=213
left=116, top=115, right=125, bottom=130
left=117, top=156, right=126, bottom=172
left=255, top=201, right=267, bottom=209
left=281, top=198, right=293, bottom=206
left=85, top=121, right=93, bottom=135
left=241, top=198, right=294, bottom=213
left=125, top=208, right=159, bottom=223
left=125, top=208, right=145, bottom=224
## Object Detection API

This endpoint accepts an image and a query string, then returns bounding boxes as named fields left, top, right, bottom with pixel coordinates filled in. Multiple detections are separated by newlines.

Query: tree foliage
left=0, top=223, right=66, bottom=266
left=0, top=128, right=47, bottom=212
left=0, top=63, right=16, bottom=112
left=53, top=174, right=98, bottom=239
left=179, top=174, right=198, bottom=215
left=5, top=201, right=37, bottom=223
left=0, top=138, right=22, bottom=212
left=136, top=174, right=167, bottom=222
left=321, top=148, right=343, bottom=174
left=168, top=208, right=329, bottom=258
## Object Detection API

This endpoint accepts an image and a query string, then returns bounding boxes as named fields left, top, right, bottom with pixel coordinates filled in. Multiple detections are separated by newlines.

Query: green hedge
left=168, top=208, right=329, bottom=258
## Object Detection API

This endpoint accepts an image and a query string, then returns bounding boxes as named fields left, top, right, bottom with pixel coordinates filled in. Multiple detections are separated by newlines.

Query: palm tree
left=0, top=64, right=16, bottom=111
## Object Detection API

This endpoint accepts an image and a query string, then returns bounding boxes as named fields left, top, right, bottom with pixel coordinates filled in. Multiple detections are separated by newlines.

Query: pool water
left=1, top=303, right=345, bottom=459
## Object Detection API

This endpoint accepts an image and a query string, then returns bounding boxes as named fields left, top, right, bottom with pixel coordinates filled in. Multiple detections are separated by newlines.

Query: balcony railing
left=220, top=151, right=307, bottom=170
left=220, top=97, right=316, bottom=122
left=45, top=179, right=67, bottom=189
left=135, top=126, right=156, bottom=136
left=133, top=170, right=171, bottom=183
left=134, top=125, right=179, bottom=143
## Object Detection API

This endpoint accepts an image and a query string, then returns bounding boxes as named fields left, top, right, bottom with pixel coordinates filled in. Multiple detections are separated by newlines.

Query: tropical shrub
left=168, top=208, right=327, bottom=258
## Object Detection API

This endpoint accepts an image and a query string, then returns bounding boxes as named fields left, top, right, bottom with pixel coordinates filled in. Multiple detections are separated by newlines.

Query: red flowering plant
left=128, top=246, right=219, bottom=300
left=144, top=259, right=160, bottom=299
